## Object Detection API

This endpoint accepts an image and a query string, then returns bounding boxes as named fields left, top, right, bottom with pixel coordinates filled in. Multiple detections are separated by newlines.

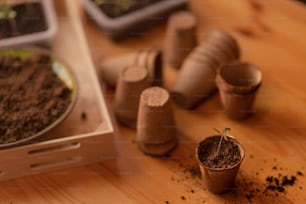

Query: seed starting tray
left=0, top=0, right=115, bottom=181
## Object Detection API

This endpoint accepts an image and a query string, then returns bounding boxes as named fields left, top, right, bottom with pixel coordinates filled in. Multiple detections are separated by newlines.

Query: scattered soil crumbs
left=81, top=112, right=87, bottom=120
left=0, top=55, right=72, bottom=144
left=265, top=174, right=298, bottom=193
left=239, top=169, right=304, bottom=203
left=166, top=154, right=208, bottom=203
left=198, top=136, right=241, bottom=169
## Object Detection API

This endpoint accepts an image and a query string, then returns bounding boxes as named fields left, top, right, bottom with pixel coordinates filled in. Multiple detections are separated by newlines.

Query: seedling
left=0, top=5, right=15, bottom=19
left=0, top=4, right=18, bottom=35
left=214, top=127, right=235, bottom=155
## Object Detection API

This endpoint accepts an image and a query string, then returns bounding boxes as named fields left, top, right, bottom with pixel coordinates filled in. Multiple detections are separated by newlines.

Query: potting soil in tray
left=93, top=0, right=164, bottom=18
left=0, top=55, right=72, bottom=144
left=198, top=136, right=241, bottom=169
left=0, top=2, right=47, bottom=39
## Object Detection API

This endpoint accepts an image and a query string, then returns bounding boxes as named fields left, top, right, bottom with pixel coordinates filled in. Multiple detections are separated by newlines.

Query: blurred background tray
left=0, top=0, right=57, bottom=48
left=0, top=0, right=115, bottom=181
left=81, top=0, right=188, bottom=40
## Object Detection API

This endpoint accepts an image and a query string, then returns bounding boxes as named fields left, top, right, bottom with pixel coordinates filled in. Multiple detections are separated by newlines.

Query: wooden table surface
left=1, top=0, right=306, bottom=203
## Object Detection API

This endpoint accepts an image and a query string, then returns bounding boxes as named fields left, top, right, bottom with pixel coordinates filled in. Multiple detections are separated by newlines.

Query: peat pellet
left=137, top=87, right=177, bottom=155
left=165, top=11, right=197, bottom=69
left=114, top=66, right=150, bottom=128
left=172, top=29, right=240, bottom=109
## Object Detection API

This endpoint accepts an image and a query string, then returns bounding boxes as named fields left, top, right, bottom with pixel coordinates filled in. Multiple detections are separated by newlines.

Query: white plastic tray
left=0, top=0, right=115, bottom=181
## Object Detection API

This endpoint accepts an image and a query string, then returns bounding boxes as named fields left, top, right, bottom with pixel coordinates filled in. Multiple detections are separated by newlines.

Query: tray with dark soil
left=0, top=48, right=77, bottom=148
left=92, top=0, right=164, bottom=18
left=0, top=2, right=47, bottom=39
left=82, top=0, right=187, bottom=40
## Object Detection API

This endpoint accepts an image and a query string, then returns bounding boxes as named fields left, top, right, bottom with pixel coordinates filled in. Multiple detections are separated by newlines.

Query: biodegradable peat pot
left=0, top=0, right=57, bottom=48
left=165, top=10, right=197, bottom=69
left=171, top=29, right=240, bottom=109
left=172, top=58, right=217, bottom=109
left=137, top=87, right=177, bottom=156
left=114, top=66, right=150, bottom=128
left=196, top=135, right=245, bottom=194
left=99, top=49, right=162, bottom=88
left=216, top=62, right=262, bottom=119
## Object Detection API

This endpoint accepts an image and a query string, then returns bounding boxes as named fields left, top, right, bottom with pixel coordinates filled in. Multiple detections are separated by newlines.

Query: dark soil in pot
left=0, top=54, right=72, bottom=144
left=198, top=135, right=241, bottom=169
left=93, top=0, right=164, bottom=18
left=0, top=2, right=47, bottom=39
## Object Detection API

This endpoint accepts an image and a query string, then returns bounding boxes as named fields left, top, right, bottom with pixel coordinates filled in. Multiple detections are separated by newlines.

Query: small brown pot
left=99, top=51, right=139, bottom=87
left=165, top=11, right=197, bottom=69
left=139, top=49, right=163, bottom=86
left=196, top=135, right=245, bottom=194
left=137, top=87, right=177, bottom=156
left=204, top=29, right=240, bottom=59
left=172, top=59, right=216, bottom=109
left=99, top=49, right=163, bottom=87
left=216, top=62, right=262, bottom=119
left=216, top=62, right=262, bottom=94
left=171, top=29, right=240, bottom=109
left=114, top=66, right=150, bottom=128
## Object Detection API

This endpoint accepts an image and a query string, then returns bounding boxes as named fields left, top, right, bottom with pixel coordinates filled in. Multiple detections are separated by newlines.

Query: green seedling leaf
left=8, top=10, right=16, bottom=19
left=0, top=4, right=16, bottom=20
left=214, top=127, right=235, bottom=154
left=224, top=127, right=231, bottom=132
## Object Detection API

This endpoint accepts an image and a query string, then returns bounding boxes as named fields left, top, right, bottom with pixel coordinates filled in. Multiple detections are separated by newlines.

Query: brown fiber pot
left=165, top=11, right=197, bottom=69
left=114, top=66, right=150, bottom=128
left=216, top=62, right=262, bottom=95
left=216, top=62, right=262, bottom=119
left=137, top=87, right=177, bottom=156
left=171, top=29, right=240, bottom=109
left=99, top=49, right=162, bottom=87
left=196, top=135, right=245, bottom=194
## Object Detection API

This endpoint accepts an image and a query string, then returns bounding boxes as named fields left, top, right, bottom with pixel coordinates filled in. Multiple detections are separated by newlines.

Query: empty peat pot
left=114, top=66, right=150, bottom=128
left=165, top=11, right=197, bottom=69
left=99, top=49, right=163, bottom=87
left=137, top=87, right=177, bottom=156
left=171, top=29, right=240, bottom=109
left=216, top=62, right=262, bottom=119
left=196, top=135, right=245, bottom=194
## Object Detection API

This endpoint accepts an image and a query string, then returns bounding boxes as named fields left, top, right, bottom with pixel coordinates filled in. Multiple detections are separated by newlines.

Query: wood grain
left=0, top=0, right=306, bottom=203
